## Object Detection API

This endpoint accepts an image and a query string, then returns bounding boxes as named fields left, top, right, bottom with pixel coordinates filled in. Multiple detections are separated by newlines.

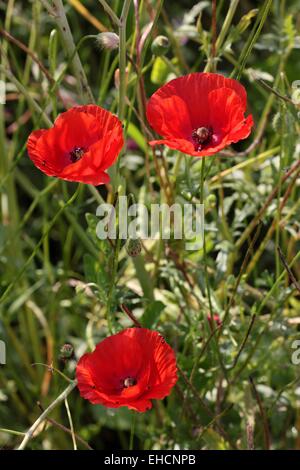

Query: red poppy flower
left=76, top=328, right=178, bottom=412
left=27, top=105, right=124, bottom=185
left=146, top=72, right=253, bottom=157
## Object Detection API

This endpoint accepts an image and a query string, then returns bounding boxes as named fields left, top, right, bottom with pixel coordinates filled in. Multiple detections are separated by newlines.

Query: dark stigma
left=192, top=126, right=212, bottom=151
left=69, top=147, right=85, bottom=163
left=123, top=377, right=137, bottom=388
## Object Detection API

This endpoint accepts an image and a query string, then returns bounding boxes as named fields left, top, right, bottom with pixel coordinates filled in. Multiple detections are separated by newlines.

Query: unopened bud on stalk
left=207, top=193, right=217, bottom=207
left=126, top=238, right=142, bottom=257
left=151, top=35, right=170, bottom=56
left=59, top=343, right=74, bottom=362
left=97, top=32, right=119, bottom=50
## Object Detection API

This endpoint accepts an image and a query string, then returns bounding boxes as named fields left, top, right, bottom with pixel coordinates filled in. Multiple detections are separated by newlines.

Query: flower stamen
left=192, top=126, right=212, bottom=151
left=123, top=376, right=137, bottom=388
left=69, top=147, right=86, bottom=163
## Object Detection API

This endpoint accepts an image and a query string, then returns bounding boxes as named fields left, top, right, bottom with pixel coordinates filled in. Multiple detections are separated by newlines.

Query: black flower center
left=192, top=126, right=213, bottom=151
left=69, top=147, right=86, bottom=163
left=123, top=376, right=137, bottom=388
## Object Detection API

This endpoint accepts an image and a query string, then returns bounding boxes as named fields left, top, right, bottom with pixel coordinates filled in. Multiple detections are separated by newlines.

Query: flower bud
left=59, top=343, right=74, bottom=362
left=126, top=238, right=142, bottom=257
left=151, top=35, right=170, bottom=57
left=97, top=32, right=119, bottom=50
left=207, top=193, right=217, bottom=207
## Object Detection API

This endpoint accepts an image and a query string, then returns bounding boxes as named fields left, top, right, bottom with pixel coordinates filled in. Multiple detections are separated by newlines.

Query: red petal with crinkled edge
left=27, top=105, right=124, bottom=185
left=146, top=72, right=253, bottom=157
left=76, top=328, right=178, bottom=413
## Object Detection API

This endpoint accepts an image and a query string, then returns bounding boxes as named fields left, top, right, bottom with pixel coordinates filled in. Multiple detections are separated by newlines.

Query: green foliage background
left=0, top=0, right=300, bottom=450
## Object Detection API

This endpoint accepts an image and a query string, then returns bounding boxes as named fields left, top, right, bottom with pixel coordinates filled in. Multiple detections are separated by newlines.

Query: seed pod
left=96, top=32, right=119, bottom=50
left=60, top=343, right=74, bottom=361
left=151, top=35, right=170, bottom=56
left=126, top=238, right=142, bottom=257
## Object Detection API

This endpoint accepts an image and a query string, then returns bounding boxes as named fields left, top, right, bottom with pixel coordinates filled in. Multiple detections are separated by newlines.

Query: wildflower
left=59, top=343, right=74, bottom=362
left=76, top=328, right=177, bottom=412
left=146, top=72, right=253, bottom=157
left=97, top=32, right=119, bottom=50
left=27, top=105, right=124, bottom=185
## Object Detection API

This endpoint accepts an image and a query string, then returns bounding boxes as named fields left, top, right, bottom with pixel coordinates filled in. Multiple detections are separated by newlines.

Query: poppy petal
left=27, top=105, right=124, bottom=185
left=146, top=72, right=253, bottom=157
left=76, top=328, right=177, bottom=412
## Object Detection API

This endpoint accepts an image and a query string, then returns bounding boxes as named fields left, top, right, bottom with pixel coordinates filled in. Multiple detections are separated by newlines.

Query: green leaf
left=142, top=301, right=165, bottom=328
left=83, top=254, right=109, bottom=303
left=225, top=9, right=258, bottom=48
left=237, top=9, right=258, bottom=34
left=126, top=121, right=147, bottom=153
left=151, top=57, right=169, bottom=85
left=283, top=15, right=296, bottom=49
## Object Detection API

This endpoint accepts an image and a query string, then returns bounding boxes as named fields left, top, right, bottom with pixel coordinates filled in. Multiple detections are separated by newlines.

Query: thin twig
left=258, top=79, right=295, bottom=105
left=64, top=397, right=77, bottom=450
left=245, top=165, right=300, bottom=276
left=177, top=365, right=237, bottom=449
left=221, top=221, right=262, bottom=331
left=277, top=246, right=300, bottom=294
left=0, top=29, right=54, bottom=85
left=189, top=323, right=222, bottom=384
left=197, top=404, right=234, bottom=442
left=236, top=159, right=300, bottom=250
left=37, top=401, right=93, bottom=450
left=246, top=420, right=255, bottom=450
left=230, top=315, right=257, bottom=370
left=211, top=0, right=217, bottom=71
left=97, top=0, right=121, bottom=27
left=17, top=381, right=78, bottom=450
left=120, top=304, right=142, bottom=328
left=249, top=376, right=271, bottom=450
left=42, top=0, right=95, bottom=103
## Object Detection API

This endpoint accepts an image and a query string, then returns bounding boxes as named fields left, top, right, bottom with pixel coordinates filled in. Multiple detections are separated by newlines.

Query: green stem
left=129, top=411, right=136, bottom=450
left=110, top=0, right=131, bottom=188
left=215, top=0, right=239, bottom=53
left=200, top=158, right=213, bottom=315
left=0, top=428, right=25, bottom=437
left=42, top=0, right=95, bottom=103
left=119, top=0, right=131, bottom=118
left=106, top=236, right=121, bottom=334
left=0, top=185, right=82, bottom=305
left=64, top=398, right=77, bottom=450
left=106, top=1, right=131, bottom=331
left=200, top=158, right=228, bottom=380
left=17, top=380, right=78, bottom=450
left=232, top=250, right=300, bottom=382
left=233, top=0, right=272, bottom=80
left=0, top=65, right=52, bottom=127
left=98, top=0, right=121, bottom=26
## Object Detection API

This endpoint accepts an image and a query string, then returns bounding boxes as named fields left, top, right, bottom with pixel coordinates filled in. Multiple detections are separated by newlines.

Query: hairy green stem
left=41, top=0, right=94, bottom=103
left=17, top=380, right=77, bottom=450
